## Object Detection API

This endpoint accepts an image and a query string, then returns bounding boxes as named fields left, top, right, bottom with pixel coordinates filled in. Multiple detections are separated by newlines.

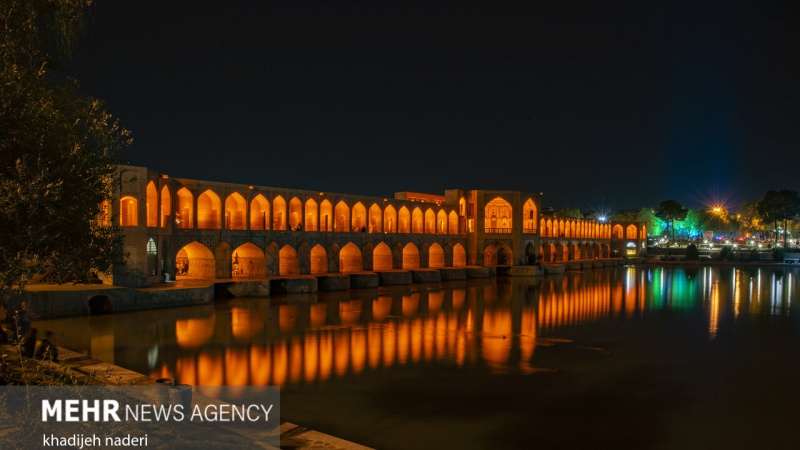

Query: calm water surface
left=36, top=267, right=800, bottom=449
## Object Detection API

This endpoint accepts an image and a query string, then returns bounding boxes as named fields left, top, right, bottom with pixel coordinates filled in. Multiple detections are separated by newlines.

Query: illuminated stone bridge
left=108, top=165, right=646, bottom=287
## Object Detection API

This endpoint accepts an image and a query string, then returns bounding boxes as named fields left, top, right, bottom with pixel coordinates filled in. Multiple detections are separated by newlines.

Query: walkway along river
left=35, top=266, right=800, bottom=450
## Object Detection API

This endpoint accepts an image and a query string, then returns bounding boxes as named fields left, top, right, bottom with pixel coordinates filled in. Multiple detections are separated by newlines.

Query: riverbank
left=0, top=343, right=373, bottom=450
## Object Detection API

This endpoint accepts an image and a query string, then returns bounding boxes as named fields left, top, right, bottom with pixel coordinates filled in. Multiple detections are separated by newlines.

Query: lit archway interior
left=119, top=196, right=138, bottom=226
left=225, top=192, right=246, bottom=230
left=369, top=204, right=382, bottom=232
left=429, top=243, right=444, bottom=268
left=384, top=205, right=397, bottom=233
left=398, top=207, right=410, bottom=233
left=484, top=241, right=513, bottom=266
left=146, top=181, right=157, bottom=227
left=176, top=241, right=215, bottom=278
left=351, top=202, right=366, bottom=232
left=310, top=244, right=328, bottom=274
left=437, top=210, right=447, bottom=234
left=289, top=197, right=302, bottom=230
left=373, top=242, right=393, bottom=270
left=232, top=242, right=265, bottom=277
left=449, top=211, right=458, bottom=234
left=425, top=209, right=435, bottom=234
left=453, top=243, right=466, bottom=267
left=279, top=245, right=299, bottom=275
left=250, top=194, right=269, bottom=230
left=340, top=242, right=363, bottom=272
left=160, top=185, right=171, bottom=227
left=402, top=243, right=420, bottom=269
left=484, top=197, right=512, bottom=232
left=412, top=208, right=423, bottom=234
left=305, top=198, right=318, bottom=231
left=320, top=199, right=332, bottom=232
left=176, top=187, right=193, bottom=228
left=198, top=190, right=221, bottom=229
left=335, top=201, right=349, bottom=232
left=523, top=198, right=537, bottom=232
left=627, top=224, right=638, bottom=239
left=613, top=224, right=623, bottom=239
left=273, top=196, right=286, bottom=230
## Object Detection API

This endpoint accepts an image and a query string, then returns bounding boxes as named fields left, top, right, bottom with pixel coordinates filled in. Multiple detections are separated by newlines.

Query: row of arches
left=539, top=218, right=611, bottom=239
left=612, top=223, right=647, bottom=240
left=175, top=241, right=468, bottom=278
left=127, top=182, right=462, bottom=235
left=540, top=242, right=611, bottom=263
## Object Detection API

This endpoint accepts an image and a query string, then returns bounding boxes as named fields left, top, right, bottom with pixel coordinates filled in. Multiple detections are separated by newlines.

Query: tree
left=757, top=190, right=800, bottom=246
left=656, top=199, right=688, bottom=243
left=556, top=207, right=582, bottom=219
left=1, top=0, right=130, bottom=299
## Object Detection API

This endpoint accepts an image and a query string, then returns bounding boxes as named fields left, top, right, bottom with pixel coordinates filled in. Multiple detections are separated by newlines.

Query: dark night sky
left=69, top=0, right=800, bottom=212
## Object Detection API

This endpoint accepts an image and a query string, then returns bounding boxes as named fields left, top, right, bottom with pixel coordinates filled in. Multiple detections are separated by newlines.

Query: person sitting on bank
left=35, top=330, right=59, bottom=362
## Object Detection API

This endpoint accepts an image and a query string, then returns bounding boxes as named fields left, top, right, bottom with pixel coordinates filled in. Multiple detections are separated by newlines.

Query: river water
left=36, top=266, right=800, bottom=449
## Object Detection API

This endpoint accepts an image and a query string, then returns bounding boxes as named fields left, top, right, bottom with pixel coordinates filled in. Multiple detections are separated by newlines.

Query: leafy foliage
left=656, top=199, right=688, bottom=242
left=757, top=190, right=800, bottom=245
left=1, top=0, right=130, bottom=296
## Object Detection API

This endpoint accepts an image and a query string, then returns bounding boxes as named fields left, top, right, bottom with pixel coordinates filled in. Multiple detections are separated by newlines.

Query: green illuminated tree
left=757, top=190, right=800, bottom=245
left=656, top=199, right=688, bottom=243
left=1, top=0, right=130, bottom=300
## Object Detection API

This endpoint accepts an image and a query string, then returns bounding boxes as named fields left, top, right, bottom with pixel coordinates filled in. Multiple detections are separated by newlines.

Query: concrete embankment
left=14, top=260, right=628, bottom=319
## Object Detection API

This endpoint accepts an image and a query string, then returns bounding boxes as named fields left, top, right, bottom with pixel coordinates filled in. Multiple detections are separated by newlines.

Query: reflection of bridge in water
left=148, top=272, right=629, bottom=387
left=36, top=267, right=800, bottom=388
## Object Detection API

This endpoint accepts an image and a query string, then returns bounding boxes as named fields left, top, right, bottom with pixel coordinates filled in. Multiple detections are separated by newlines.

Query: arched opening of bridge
left=543, top=243, right=555, bottom=263
left=449, top=211, right=458, bottom=234
left=160, top=185, right=171, bottom=227
left=626, top=224, right=638, bottom=239
left=250, top=194, right=269, bottom=230
left=198, top=190, right=221, bottom=229
left=119, top=196, right=138, bottom=226
left=232, top=242, right=265, bottom=277
left=402, top=243, right=420, bottom=269
left=425, top=209, right=436, bottom=234
left=523, top=198, right=537, bottom=233
left=225, top=192, right=247, bottom=230
left=279, top=245, right=299, bottom=275
left=412, top=208, right=423, bottom=234
left=335, top=201, right=349, bottom=232
left=146, top=181, right=157, bottom=227
left=373, top=243, right=393, bottom=270
left=88, top=295, right=112, bottom=315
left=484, top=197, right=512, bottom=233
left=484, top=241, right=512, bottom=266
left=176, top=242, right=215, bottom=279
left=369, top=204, right=382, bottom=233
left=352, top=202, right=366, bottom=232
left=613, top=224, right=623, bottom=239
left=273, top=196, right=286, bottom=230
left=525, top=242, right=536, bottom=264
left=310, top=245, right=327, bottom=274
left=176, top=187, right=193, bottom=228
left=384, top=205, right=397, bottom=233
left=429, top=243, right=444, bottom=268
left=398, top=207, right=410, bottom=233
left=340, top=242, right=363, bottom=272
left=320, top=199, right=332, bottom=232
left=437, top=210, right=447, bottom=234
left=289, top=197, right=302, bottom=230
left=305, top=198, right=318, bottom=231
left=453, top=243, right=467, bottom=267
